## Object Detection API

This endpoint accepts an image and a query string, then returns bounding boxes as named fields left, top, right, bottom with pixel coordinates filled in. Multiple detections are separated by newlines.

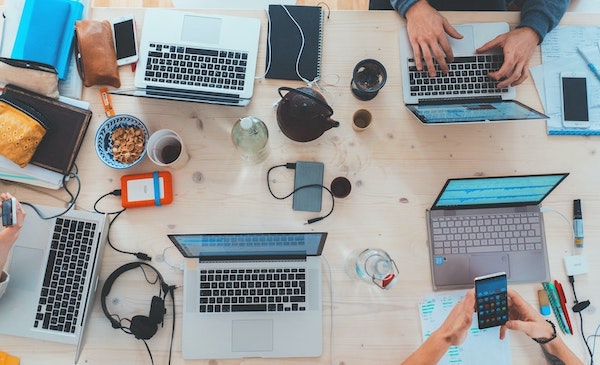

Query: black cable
left=266, top=163, right=335, bottom=224
left=568, top=275, right=594, bottom=364
left=21, top=167, right=81, bottom=220
left=93, top=190, right=151, bottom=261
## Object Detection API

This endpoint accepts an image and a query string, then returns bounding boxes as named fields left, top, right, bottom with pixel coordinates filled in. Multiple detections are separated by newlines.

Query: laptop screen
left=407, top=100, right=548, bottom=124
left=168, top=232, right=327, bottom=260
left=432, top=173, right=568, bottom=209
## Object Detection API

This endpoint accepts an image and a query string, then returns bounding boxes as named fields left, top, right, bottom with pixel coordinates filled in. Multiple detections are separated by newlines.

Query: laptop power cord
left=93, top=189, right=151, bottom=261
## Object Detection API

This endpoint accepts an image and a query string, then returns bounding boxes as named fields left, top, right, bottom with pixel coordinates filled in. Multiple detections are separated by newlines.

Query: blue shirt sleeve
left=516, top=0, right=569, bottom=42
left=390, top=0, right=420, bottom=17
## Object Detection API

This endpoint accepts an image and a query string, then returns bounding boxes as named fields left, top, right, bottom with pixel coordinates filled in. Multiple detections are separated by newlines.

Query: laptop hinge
left=418, top=95, right=503, bottom=105
left=146, top=86, right=244, bottom=104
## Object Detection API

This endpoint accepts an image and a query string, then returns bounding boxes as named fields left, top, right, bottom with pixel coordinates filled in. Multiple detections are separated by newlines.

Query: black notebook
left=3, top=84, right=92, bottom=175
left=266, top=4, right=324, bottom=81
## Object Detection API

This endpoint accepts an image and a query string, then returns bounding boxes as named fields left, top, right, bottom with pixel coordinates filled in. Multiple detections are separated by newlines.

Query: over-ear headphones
left=101, top=262, right=174, bottom=340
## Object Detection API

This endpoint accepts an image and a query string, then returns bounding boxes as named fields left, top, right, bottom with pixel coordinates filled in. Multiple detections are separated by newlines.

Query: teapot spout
left=328, top=117, right=340, bottom=128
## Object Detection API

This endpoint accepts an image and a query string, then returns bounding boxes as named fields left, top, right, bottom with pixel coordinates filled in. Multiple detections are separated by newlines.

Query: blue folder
left=11, top=0, right=83, bottom=80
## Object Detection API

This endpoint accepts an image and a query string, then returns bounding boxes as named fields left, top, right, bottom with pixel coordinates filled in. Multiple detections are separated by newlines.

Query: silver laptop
left=399, top=22, right=548, bottom=124
left=0, top=204, right=108, bottom=363
left=110, top=9, right=260, bottom=106
left=167, top=232, right=327, bottom=359
left=426, top=173, right=568, bottom=290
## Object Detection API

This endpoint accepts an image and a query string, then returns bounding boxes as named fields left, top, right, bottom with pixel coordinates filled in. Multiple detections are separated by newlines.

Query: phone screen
left=475, top=272, right=508, bottom=329
left=562, top=77, right=589, bottom=122
left=113, top=19, right=137, bottom=60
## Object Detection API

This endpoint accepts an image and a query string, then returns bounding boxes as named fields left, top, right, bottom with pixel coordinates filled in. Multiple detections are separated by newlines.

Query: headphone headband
left=100, top=262, right=169, bottom=331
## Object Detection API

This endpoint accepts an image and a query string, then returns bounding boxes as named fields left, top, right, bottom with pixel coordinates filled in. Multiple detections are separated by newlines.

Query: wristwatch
left=532, top=320, right=557, bottom=344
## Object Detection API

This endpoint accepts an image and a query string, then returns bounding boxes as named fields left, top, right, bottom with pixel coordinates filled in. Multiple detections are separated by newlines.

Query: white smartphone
left=1, top=197, right=17, bottom=226
left=560, top=72, right=591, bottom=129
left=112, top=15, right=139, bottom=66
left=474, top=272, right=508, bottom=329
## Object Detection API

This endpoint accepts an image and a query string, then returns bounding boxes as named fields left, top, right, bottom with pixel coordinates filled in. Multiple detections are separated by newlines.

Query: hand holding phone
left=1, top=197, right=17, bottom=227
left=112, top=15, right=139, bottom=66
left=560, top=72, right=591, bottom=129
left=474, top=272, right=508, bottom=329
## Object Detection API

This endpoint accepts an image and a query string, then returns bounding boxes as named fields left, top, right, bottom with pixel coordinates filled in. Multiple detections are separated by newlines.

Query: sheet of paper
left=533, top=26, right=600, bottom=135
left=419, top=290, right=512, bottom=365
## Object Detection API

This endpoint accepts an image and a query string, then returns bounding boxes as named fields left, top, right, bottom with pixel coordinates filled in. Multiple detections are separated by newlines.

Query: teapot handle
left=278, top=87, right=334, bottom=116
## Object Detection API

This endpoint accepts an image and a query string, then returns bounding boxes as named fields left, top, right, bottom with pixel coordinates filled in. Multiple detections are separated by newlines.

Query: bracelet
left=532, top=320, right=557, bottom=344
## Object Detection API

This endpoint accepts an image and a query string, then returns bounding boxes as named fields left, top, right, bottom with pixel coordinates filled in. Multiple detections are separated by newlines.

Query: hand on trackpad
left=232, top=319, right=273, bottom=352
left=447, top=25, right=475, bottom=55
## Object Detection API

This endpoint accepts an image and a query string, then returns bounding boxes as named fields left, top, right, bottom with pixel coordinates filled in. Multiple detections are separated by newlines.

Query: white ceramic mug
left=147, top=129, right=189, bottom=169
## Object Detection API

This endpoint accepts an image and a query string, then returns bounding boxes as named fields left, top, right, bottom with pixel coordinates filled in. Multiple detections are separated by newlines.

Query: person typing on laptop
left=401, top=289, right=583, bottom=365
left=0, top=193, right=25, bottom=300
left=391, top=0, right=568, bottom=89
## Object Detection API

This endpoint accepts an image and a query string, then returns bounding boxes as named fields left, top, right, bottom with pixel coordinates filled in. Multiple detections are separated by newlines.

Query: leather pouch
left=0, top=58, right=59, bottom=98
left=0, top=94, right=48, bottom=167
left=74, top=20, right=121, bottom=88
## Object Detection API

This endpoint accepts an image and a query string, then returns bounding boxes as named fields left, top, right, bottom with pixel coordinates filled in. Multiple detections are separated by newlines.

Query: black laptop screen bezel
left=430, top=173, right=569, bottom=210
left=167, top=232, right=328, bottom=261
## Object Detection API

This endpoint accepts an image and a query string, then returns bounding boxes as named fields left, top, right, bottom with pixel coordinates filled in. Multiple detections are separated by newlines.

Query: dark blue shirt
left=390, top=0, right=569, bottom=41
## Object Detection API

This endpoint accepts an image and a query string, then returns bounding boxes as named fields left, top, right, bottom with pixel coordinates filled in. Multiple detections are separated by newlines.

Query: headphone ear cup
left=149, top=296, right=166, bottom=324
left=129, top=315, right=158, bottom=340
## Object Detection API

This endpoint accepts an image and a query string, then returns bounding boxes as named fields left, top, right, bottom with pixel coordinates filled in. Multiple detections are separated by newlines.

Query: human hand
left=500, top=289, right=554, bottom=340
left=1, top=193, right=25, bottom=232
left=435, top=289, right=475, bottom=346
left=405, top=0, right=463, bottom=77
left=476, top=27, right=540, bottom=89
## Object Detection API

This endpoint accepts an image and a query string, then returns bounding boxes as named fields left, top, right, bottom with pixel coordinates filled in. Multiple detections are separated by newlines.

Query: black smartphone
left=1, top=197, right=17, bottom=227
left=474, top=272, right=508, bottom=329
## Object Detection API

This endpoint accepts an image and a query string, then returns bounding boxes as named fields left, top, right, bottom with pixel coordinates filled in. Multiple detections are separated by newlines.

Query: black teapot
left=276, top=87, right=339, bottom=142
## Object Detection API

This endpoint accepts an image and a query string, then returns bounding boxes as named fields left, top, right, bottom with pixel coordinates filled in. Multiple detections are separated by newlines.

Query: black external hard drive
left=292, top=161, right=324, bottom=212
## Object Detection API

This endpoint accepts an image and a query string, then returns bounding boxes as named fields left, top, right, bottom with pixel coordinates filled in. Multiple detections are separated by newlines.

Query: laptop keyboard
left=144, top=43, right=248, bottom=90
left=431, top=212, right=543, bottom=255
left=408, top=55, right=509, bottom=97
left=199, top=268, right=307, bottom=313
left=34, top=217, right=96, bottom=334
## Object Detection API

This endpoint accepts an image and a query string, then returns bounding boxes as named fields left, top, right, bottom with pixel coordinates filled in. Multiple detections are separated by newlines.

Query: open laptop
left=109, top=9, right=261, bottom=106
left=398, top=22, right=548, bottom=124
left=167, top=232, right=327, bottom=359
left=0, top=204, right=108, bottom=363
left=426, top=173, right=568, bottom=290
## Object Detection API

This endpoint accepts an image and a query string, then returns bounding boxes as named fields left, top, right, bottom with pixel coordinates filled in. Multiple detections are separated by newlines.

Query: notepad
left=419, top=290, right=512, bottom=365
left=3, top=84, right=92, bottom=175
left=11, top=0, right=84, bottom=80
left=266, top=4, right=324, bottom=81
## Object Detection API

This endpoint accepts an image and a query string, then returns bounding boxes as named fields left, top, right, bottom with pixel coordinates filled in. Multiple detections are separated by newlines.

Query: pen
left=573, top=199, right=583, bottom=249
left=554, top=280, right=574, bottom=335
left=542, top=282, right=570, bottom=335
left=577, top=46, right=600, bottom=83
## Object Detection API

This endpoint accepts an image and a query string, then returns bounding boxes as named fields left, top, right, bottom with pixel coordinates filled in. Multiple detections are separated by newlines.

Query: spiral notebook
left=266, top=5, right=324, bottom=81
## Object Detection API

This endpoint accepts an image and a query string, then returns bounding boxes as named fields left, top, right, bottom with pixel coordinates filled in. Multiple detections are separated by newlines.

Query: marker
left=573, top=199, right=583, bottom=248
left=577, top=46, right=600, bottom=83
left=538, top=289, right=551, bottom=316
left=554, top=280, right=574, bottom=335
left=99, top=87, right=115, bottom=117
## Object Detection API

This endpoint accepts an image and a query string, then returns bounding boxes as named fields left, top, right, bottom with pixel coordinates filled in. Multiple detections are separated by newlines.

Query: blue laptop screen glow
left=433, top=174, right=567, bottom=208
left=169, top=232, right=326, bottom=258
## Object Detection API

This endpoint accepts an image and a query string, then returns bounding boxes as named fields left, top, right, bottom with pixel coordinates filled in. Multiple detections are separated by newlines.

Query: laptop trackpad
left=10, top=246, right=43, bottom=291
left=448, top=25, right=475, bottom=55
left=469, top=254, right=509, bottom=278
left=232, top=319, right=273, bottom=352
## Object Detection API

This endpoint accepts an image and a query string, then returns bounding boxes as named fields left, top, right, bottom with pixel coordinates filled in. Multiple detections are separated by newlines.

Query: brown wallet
left=74, top=20, right=121, bottom=88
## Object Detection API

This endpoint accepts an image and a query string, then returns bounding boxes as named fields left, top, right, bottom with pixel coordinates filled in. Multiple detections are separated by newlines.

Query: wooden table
left=1, top=7, right=599, bottom=365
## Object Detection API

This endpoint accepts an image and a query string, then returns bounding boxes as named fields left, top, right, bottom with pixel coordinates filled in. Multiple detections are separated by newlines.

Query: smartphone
left=474, top=272, right=508, bottom=329
left=112, top=15, right=139, bottom=66
left=1, top=197, right=17, bottom=227
left=560, top=72, right=591, bottom=129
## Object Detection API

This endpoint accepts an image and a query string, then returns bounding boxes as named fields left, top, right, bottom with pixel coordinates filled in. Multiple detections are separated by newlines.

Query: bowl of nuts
left=95, top=114, right=149, bottom=169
